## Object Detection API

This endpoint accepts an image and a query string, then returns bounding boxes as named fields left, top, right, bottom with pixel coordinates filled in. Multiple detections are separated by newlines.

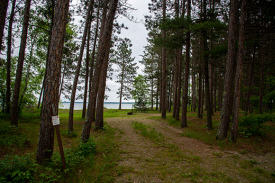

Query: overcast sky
left=104, top=0, right=150, bottom=102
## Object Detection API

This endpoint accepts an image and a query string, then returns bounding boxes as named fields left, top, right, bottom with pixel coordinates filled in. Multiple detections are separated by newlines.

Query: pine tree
left=114, top=38, right=138, bottom=110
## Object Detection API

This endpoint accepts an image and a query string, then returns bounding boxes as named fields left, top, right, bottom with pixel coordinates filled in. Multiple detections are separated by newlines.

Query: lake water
left=60, top=102, right=135, bottom=110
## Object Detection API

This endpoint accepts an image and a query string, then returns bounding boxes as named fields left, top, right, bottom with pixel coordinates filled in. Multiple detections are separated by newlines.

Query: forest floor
left=1, top=109, right=275, bottom=182
left=105, top=112, right=275, bottom=183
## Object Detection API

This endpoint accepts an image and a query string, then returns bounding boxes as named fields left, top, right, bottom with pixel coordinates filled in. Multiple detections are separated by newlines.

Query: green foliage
left=64, top=130, right=78, bottom=138
left=0, top=125, right=29, bottom=148
left=0, top=139, right=96, bottom=182
left=113, top=38, right=138, bottom=101
left=239, top=114, right=275, bottom=137
left=0, top=154, right=37, bottom=183
left=131, top=74, right=149, bottom=105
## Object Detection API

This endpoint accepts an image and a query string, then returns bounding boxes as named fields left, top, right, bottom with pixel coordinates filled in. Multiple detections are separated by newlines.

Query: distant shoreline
left=61, top=102, right=135, bottom=104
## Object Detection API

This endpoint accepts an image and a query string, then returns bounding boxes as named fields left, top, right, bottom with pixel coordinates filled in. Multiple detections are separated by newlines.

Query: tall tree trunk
left=198, top=70, right=202, bottom=118
left=151, top=77, right=154, bottom=110
left=192, top=72, right=196, bottom=112
left=259, top=46, right=264, bottom=114
left=19, top=36, right=34, bottom=111
left=82, top=22, right=92, bottom=118
left=40, top=0, right=55, bottom=111
left=213, top=68, right=217, bottom=112
left=203, top=0, right=212, bottom=129
left=82, top=0, right=116, bottom=141
left=173, top=0, right=179, bottom=118
left=0, top=0, right=9, bottom=54
left=95, top=0, right=118, bottom=131
left=59, top=64, right=66, bottom=101
left=230, top=0, right=246, bottom=142
left=161, top=0, right=167, bottom=119
left=88, top=0, right=108, bottom=123
left=181, top=0, right=191, bottom=127
left=19, top=63, right=31, bottom=112
left=175, top=49, right=182, bottom=120
left=217, top=0, right=238, bottom=140
left=119, top=72, right=124, bottom=110
left=173, top=54, right=178, bottom=118
left=11, top=0, right=31, bottom=126
left=6, top=0, right=16, bottom=114
left=201, top=77, right=204, bottom=117
left=156, top=76, right=159, bottom=110
left=68, top=0, right=94, bottom=132
left=88, top=4, right=100, bottom=97
left=36, top=0, right=69, bottom=164
left=245, top=43, right=256, bottom=114
left=37, top=84, right=43, bottom=109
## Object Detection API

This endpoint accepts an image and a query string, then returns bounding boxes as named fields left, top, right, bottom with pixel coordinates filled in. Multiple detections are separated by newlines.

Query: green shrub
left=239, top=114, right=275, bottom=137
left=0, top=126, right=29, bottom=148
left=0, top=154, right=37, bottom=183
left=0, top=139, right=96, bottom=182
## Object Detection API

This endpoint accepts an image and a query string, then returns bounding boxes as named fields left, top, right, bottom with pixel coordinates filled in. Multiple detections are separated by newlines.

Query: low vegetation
left=0, top=108, right=275, bottom=182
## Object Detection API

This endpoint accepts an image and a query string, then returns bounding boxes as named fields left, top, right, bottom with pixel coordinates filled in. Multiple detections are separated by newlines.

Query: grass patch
left=132, top=121, right=165, bottom=144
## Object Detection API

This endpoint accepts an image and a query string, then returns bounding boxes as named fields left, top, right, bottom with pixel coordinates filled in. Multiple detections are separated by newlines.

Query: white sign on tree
left=52, top=116, right=60, bottom=126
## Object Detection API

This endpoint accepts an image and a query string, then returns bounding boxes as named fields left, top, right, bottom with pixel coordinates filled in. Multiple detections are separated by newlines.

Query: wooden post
left=52, top=105, right=66, bottom=170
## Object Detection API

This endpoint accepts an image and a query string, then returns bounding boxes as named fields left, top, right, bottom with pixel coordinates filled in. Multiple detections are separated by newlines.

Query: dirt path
left=106, top=114, right=275, bottom=182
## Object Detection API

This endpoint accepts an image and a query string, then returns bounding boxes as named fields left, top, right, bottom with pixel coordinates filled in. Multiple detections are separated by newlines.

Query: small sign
left=52, top=116, right=60, bottom=126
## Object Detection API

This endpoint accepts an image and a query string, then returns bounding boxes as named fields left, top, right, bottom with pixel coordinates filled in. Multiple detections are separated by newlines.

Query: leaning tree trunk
left=88, top=0, right=108, bottom=123
left=11, top=0, right=31, bottom=126
left=94, top=0, right=118, bottom=131
left=82, top=0, right=117, bottom=141
left=161, top=0, right=167, bottom=119
left=88, top=4, right=100, bottom=97
left=82, top=22, right=92, bottom=118
left=217, top=0, right=238, bottom=140
left=0, top=0, right=9, bottom=54
left=68, top=0, right=94, bottom=132
left=40, top=0, right=55, bottom=111
left=36, top=0, right=70, bottom=164
left=230, top=0, right=246, bottom=142
left=6, top=0, right=16, bottom=114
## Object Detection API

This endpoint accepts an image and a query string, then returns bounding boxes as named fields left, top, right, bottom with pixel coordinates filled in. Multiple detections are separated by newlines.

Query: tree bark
left=173, top=54, right=178, bottom=118
left=203, top=0, right=212, bottom=129
left=216, top=0, right=238, bottom=140
left=88, top=4, right=100, bottom=100
left=231, top=0, right=246, bottom=142
left=40, top=0, right=55, bottom=111
left=88, top=0, right=108, bottom=123
left=82, top=20, right=92, bottom=118
left=0, top=0, right=9, bottom=54
left=82, top=0, right=117, bottom=141
left=119, top=70, right=124, bottom=110
left=259, top=46, right=264, bottom=114
left=6, top=0, right=16, bottom=114
left=175, top=49, right=182, bottom=120
left=19, top=36, right=34, bottom=111
left=11, top=0, right=31, bottom=126
left=95, top=0, right=118, bottom=130
left=161, top=0, right=167, bottom=119
left=36, top=0, right=69, bottom=164
left=181, top=0, right=191, bottom=127
left=245, top=43, right=256, bottom=114
left=68, top=0, right=94, bottom=132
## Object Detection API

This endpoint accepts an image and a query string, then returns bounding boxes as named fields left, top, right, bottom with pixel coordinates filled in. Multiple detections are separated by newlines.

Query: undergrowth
left=0, top=139, right=96, bottom=183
